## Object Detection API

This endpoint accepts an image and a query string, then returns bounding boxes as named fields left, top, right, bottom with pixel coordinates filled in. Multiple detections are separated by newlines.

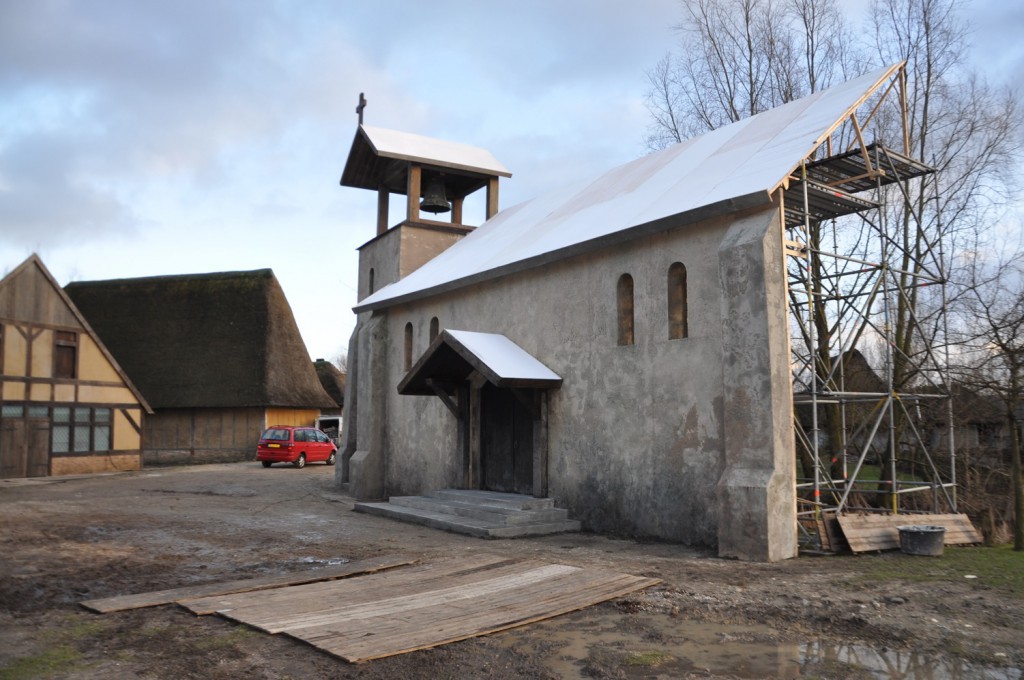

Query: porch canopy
left=398, top=330, right=562, bottom=396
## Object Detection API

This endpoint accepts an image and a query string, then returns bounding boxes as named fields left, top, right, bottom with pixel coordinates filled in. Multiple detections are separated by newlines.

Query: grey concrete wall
left=358, top=223, right=472, bottom=301
left=399, top=224, right=472, bottom=278
left=357, top=231, right=401, bottom=301
left=715, top=204, right=798, bottom=561
left=346, top=314, right=388, bottom=500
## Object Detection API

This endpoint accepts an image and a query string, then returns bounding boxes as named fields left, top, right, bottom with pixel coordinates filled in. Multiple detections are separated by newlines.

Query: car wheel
left=261, top=461, right=272, bottom=468
left=326, top=451, right=337, bottom=466
left=294, top=453, right=306, bottom=469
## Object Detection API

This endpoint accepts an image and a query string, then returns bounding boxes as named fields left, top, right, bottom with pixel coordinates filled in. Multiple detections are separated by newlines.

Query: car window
left=294, top=429, right=308, bottom=443
left=261, top=428, right=291, bottom=441
left=315, top=431, right=329, bottom=443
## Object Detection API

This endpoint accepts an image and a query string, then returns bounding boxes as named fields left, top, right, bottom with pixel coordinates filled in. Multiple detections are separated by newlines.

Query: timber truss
left=781, top=63, right=957, bottom=552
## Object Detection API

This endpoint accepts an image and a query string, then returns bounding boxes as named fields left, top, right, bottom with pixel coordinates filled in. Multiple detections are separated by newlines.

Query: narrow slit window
left=429, top=317, right=439, bottom=342
left=404, top=322, right=414, bottom=371
left=368, top=268, right=376, bottom=295
left=617, top=274, right=634, bottom=346
left=668, top=262, right=688, bottom=340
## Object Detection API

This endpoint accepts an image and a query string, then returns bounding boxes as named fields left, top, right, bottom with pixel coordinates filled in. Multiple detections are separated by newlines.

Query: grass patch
left=622, top=650, right=675, bottom=667
left=0, top=646, right=83, bottom=680
left=850, top=464, right=925, bottom=484
left=194, top=625, right=257, bottom=651
left=857, top=545, right=1024, bottom=597
left=63, top=617, right=108, bottom=640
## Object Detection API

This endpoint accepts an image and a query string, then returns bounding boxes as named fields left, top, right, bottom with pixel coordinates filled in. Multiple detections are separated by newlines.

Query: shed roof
left=398, top=330, right=562, bottom=396
left=355, top=63, right=902, bottom=313
left=65, top=269, right=337, bottom=411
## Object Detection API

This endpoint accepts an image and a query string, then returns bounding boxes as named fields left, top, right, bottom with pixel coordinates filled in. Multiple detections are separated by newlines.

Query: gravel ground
left=0, top=462, right=1020, bottom=679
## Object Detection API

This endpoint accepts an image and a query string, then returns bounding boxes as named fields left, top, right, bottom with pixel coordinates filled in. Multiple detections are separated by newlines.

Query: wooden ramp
left=182, top=553, right=660, bottom=663
left=837, top=513, right=982, bottom=553
left=81, top=555, right=414, bottom=613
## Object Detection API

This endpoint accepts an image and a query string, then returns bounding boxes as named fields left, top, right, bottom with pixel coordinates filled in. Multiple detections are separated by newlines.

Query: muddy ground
left=0, top=463, right=1020, bottom=679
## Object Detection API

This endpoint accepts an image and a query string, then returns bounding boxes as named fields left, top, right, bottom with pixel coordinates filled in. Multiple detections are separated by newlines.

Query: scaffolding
left=782, top=65, right=957, bottom=552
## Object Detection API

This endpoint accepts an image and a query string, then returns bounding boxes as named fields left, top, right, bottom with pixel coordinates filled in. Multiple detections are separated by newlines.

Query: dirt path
left=0, top=463, right=1020, bottom=679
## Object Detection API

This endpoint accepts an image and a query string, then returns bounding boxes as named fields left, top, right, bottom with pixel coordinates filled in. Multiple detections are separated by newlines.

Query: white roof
left=361, top=125, right=511, bottom=177
left=447, top=330, right=561, bottom=382
left=356, top=64, right=900, bottom=312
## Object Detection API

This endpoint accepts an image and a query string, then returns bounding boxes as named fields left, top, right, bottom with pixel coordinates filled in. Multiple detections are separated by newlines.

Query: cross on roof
left=356, top=93, right=367, bottom=125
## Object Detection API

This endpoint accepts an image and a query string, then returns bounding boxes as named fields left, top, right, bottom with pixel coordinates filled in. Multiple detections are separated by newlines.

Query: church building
left=337, top=64, right=913, bottom=561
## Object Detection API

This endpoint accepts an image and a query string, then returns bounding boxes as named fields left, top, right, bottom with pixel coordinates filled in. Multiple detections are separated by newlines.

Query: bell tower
left=340, top=112, right=511, bottom=301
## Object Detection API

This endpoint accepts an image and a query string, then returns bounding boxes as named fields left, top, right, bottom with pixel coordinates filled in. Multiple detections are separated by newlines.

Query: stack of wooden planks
left=836, top=513, right=982, bottom=553
left=82, top=553, right=660, bottom=663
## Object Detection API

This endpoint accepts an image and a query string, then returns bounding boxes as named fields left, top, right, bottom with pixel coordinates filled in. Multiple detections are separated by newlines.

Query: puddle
left=298, top=556, right=350, bottom=567
left=493, top=610, right=1021, bottom=679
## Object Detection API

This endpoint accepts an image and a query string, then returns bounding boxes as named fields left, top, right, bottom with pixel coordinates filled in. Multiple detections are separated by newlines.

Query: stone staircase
left=353, top=489, right=581, bottom=539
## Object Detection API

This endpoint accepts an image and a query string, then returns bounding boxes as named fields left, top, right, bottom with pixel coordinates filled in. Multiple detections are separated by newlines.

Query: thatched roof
left=313, top=359, right=346, bottom=408
left=65, top=269, right=337, bottom=410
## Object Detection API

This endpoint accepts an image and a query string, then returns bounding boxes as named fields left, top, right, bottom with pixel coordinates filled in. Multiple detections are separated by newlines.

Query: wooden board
left=81, top=555, right=414, bottom=613
left=837, top=513, right=982, bottom=553
left=195, top=554, right=660, bottom=663
left=181, top=553, right=513, bottom=617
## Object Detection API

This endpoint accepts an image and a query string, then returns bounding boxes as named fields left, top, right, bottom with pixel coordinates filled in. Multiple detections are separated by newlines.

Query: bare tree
left=953, top=247, right=1024, bottom=549
left=332, top=351, right=348, bottom=374
left=644, top=0, right=855, bottom=150
left=862, top=0, right=1021, bottom=499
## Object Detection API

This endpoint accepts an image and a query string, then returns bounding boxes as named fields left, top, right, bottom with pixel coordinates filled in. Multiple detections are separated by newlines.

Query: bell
left=420, top=177, right=451, bottom=214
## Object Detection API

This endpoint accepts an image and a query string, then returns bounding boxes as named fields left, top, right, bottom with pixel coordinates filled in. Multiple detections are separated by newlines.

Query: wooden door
left=26, top=418, right=50, bottom=477
left=0, top=418, right=50, bottom=479
left=0, top=419, right=26, bottom=479
left=480, top=384, right=533, bottom=495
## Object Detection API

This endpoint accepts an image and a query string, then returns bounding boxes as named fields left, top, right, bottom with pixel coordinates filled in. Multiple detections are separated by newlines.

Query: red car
left=257, top=426, right=337, bottom=468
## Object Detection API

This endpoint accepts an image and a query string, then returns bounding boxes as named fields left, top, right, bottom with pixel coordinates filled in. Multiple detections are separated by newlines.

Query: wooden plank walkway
left=81, top=555, right=415, bottom=613
left=188, top=554, right=660, bottom=663
left=838, top=513, right=982, bottom=553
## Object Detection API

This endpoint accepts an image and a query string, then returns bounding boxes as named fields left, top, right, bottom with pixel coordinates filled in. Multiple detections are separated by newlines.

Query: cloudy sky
left=1, top=0, right=1021, bottom=362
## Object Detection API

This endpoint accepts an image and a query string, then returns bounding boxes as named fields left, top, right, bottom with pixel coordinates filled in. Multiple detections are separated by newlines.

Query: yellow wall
left=3, top=327, right=27, bottom=377
left=78, top=384, right=136, bottom=404
left=265, top=408, right=320, bottom=428
left=2, top=381, right=25, bottom=401
left=29, top=382, right=51, bottom=401
left=113, top=409, right=143, bottom=451
left=29, top=328, right=52, bottom=377
left=53, top=384, right=75, bottom=402
left=78, top=335, right=121, bottom=382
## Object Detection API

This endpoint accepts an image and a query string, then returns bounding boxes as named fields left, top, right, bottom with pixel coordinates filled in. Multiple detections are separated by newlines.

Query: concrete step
left=426, top=489, right=556, bottom=511
left=353, top=490, right=581, bottom=539
left=388, top=495, right=570, bottom=526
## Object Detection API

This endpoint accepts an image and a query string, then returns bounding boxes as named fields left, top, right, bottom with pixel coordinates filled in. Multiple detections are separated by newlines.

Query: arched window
left=668, top=262, right=688, bottom=340
left=403, top=322, right=413, bottom=370
left=429, top=317, right=439, bottom=342
left=368, top=268, right=375, bottom=295
left=616, top=274, right=634, bottom=346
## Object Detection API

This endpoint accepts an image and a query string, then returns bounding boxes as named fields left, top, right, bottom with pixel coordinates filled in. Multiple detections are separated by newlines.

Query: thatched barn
left=0, top=255, right=151, bottom=478
left=66, top=269, right=337, bottom=465
left=313, top=358, right=346, bottom=416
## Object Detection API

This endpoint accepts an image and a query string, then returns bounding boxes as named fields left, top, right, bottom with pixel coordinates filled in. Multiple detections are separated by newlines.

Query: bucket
left=897, top=525, right=946, bottom=556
